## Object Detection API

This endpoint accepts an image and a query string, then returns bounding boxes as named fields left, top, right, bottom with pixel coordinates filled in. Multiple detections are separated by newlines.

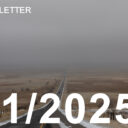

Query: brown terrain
left=1, top=71, right=128, bottom=128
left=61, top=72, right=128, bottom=128
left=0, top=72, right=62, bottom=122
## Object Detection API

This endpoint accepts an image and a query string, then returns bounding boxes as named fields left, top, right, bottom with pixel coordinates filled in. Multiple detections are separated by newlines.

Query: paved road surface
left=0, top=77, right=66, bottom=128
left=47, top=109, right=86, bottom=128
left=0, top=75, right=98, bottom=128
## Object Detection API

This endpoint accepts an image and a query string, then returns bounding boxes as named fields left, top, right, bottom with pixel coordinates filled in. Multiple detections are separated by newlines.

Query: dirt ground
left=1, top=71, right=128, bottom=128
left=0, top=72, right=62, bottom=122
left=61, top=72, right=128, bottom=128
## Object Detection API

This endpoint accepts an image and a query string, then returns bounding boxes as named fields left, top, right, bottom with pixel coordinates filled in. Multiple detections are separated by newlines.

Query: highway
left=0, top=77, right=66, bottom=128
left=0, top=75, right=102, bottom=128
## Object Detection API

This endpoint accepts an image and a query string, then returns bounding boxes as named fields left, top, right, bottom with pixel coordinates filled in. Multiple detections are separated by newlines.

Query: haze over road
left=1, top=0, right=128, bottom=72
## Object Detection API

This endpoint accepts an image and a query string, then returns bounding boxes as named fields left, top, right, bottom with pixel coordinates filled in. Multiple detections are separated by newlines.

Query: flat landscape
left=1, top=71, right=128, bottom=128
left=61, top=71, right=128, bottom=128
left=0, top=72, right=62, bottom=122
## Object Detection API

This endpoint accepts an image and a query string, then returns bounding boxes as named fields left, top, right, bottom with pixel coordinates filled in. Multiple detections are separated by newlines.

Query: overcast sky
left=0, top=0, right=128, bottom=71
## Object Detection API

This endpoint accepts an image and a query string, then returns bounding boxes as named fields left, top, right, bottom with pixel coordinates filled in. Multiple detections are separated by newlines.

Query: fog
left=0, top=0, right=128, bottom=72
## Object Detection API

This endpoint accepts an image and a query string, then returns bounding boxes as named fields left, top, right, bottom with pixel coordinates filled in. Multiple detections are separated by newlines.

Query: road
left=0, top=76, right=102, bottom=128
left=0, top=77, right=66, bottom=128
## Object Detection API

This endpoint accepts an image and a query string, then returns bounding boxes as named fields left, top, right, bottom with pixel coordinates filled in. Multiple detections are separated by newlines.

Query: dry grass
left=0, top=73, right=62, bottom=122
left=61, top=72, right=128, bottom=128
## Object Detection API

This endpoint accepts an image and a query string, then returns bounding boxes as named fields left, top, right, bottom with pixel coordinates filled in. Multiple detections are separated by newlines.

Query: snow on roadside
left=0, top=100, right=52, bottom=126
left=0, top=120, right=10, bottom=126
left=0, top=113, right=27, bottom=126
left=58, top=108, right=107, bottom=128
left=80, top=120, right=105, bottom=128
left=59, top=121, right=70, bottom=128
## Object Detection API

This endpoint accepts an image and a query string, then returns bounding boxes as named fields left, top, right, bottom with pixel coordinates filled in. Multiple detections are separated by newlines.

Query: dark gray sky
left=0, top=0, right=128, bottom=71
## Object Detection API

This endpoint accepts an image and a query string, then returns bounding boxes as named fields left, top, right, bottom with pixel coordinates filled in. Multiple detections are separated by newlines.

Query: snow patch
left=58, top=108, right=107, bottom=128
left=59, top=121, right=71, bottom=128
